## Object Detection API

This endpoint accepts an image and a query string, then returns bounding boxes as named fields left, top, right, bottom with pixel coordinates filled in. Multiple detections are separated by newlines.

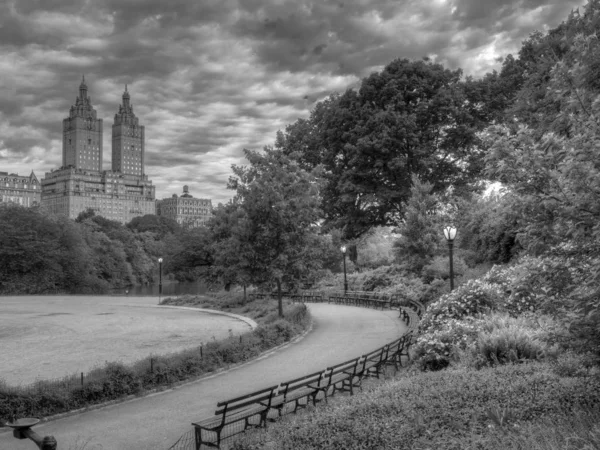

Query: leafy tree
left=454, top=193, right=523, bottom=265
left=484, top=21, right=600, bottom=357
left=393, top=175, right=440, bottom=272
left=351, top=227, right=396, bottom=270
left=212, top=147, right=323, bottom=316
left=278, top=58, right=488, bottom=239
left=0, top=205, right=97, bottom=293
left=168, top=226, right=213, bottom=282
left=127, top=214, right=181, bottom=237
left=75, top=207, right=96, bottom=222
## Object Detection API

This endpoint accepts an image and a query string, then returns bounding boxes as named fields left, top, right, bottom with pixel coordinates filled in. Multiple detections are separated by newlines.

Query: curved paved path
left=0, top=303, right=406, bottom=450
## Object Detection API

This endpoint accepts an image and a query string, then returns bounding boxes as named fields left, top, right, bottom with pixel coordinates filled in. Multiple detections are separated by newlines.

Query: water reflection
left=123, top=281, right=207, bottom=297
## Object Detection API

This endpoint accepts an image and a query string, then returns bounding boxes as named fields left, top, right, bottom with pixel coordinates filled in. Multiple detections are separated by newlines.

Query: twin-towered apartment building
left=1, top=78, right=212, bottom=227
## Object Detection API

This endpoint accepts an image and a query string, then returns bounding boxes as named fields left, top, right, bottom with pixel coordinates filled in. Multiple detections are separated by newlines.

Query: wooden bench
left=192, top=384, right=278, bottom=449
left=361, top=345, right=390, bottom=379
left=383, top=335, right=412, bottom=370
left=325, top=357, right=362, bottom=397
left=268, top=369, right=328, bottom=417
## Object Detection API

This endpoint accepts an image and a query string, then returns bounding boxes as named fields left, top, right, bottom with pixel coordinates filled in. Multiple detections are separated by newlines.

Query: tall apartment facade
left=42, top=78, right=155, bottom=223
left=157, top=185, right=212, bottom=228
left=0, top=171, right=41, bottom=207
left=62, top=77, right=103, bottom=172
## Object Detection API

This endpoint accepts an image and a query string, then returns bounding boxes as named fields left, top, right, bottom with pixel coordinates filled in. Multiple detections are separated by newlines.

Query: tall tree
left=211, top=147, right=323, bottom=316
left=278, top=58, right=487, bottom=239
left=393, top=175, right=441, bottom=272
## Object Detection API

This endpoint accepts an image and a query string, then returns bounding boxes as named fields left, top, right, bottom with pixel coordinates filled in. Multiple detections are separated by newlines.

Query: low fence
left=168, top=291, right=422, bottom=450
left=1, top=347, right=217, bottom=399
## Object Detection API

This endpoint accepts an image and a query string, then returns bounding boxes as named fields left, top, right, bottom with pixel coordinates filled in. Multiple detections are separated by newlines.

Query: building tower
left=112, top=85, right=145, bottom=176
left=62, top=76, right=103, bottom=171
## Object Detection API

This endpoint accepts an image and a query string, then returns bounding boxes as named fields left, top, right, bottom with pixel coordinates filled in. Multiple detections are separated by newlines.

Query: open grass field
left=0, top=295, right=253, bottom=386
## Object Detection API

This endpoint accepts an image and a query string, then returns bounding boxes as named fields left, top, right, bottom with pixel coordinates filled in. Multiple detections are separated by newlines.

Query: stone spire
left=79, top=75, right=88, bottom=100
left=123, top=84, right=130, bottom=106
left=70, top=75, right=95, bottom=119
left=114, top=84, right=137, bottom=126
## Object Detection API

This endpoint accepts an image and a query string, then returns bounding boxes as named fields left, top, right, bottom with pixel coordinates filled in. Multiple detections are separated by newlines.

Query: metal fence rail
left=167, top=291, right=421, bottom=450
left=168, top=430, right=195, bottom=450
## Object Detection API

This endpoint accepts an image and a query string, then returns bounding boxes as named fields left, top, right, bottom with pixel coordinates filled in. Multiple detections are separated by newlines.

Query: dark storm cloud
left=0, top=0, right=587, bottom=204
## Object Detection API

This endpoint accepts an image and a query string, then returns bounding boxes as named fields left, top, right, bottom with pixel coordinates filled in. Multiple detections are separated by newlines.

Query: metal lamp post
left=158, top=257, right=163, bottom=304
left=341, top=246, right=348, bottom=295
left=443, top=226, right=457, bottom=291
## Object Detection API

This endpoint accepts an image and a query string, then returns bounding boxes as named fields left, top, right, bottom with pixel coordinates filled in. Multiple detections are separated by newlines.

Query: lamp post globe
left=340, top=246, right=348, bottom=295
left=158, top=257, right=163, bottom=303
left=443, top=227, right=457, bottom=291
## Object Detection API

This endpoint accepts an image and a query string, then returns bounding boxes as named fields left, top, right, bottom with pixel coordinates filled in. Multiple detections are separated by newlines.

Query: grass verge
left=0, top=293, right=310, bottom=422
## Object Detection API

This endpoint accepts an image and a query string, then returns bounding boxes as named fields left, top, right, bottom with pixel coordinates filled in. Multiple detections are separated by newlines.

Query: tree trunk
left=276, top=278, right=283, bottom=318
left=243, top=284, right=247, bottom=304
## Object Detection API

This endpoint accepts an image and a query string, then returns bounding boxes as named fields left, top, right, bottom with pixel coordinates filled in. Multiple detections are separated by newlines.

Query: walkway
left=0, top=303, right=406, bottom=450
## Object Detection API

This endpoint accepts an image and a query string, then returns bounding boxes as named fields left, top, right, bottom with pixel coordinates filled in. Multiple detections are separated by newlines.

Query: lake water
left=124, top=280, right=207, bottom=297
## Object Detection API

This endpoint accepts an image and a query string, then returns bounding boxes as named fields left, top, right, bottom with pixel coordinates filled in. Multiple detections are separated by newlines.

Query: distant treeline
left=0, top=206, right=211, bottom=294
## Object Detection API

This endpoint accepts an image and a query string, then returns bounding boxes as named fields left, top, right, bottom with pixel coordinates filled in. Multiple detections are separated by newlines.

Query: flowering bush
left=415, top=312, right=563, bottom=371
left=413, top=317, right=483, bottom=370
left=418, top=279, right=501, bottom=335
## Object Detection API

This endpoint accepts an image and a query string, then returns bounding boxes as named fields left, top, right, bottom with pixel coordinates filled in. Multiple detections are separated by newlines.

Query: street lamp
left=443, top=226, right=457, bottom=291
left=340, top=246, right=348, bottom=295
left=158, top=257, right=163, bottom=304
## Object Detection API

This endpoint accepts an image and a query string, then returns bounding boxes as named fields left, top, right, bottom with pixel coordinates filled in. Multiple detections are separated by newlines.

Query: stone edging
left=156, top=305, right=259, bottom=330
left=0, top=306, right=312, bottom=433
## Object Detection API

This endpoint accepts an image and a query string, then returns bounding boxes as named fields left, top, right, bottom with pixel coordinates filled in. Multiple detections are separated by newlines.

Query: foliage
left=232, top=362, right=600, bottom=450
left=126, top=214, right=181, bottom=237
left=418, top=279, right=501, bottom=335
left=413, top=317, right=483, bottom=371
left=277, top=58, right=488, bottom=239
left=166, top=226, right=212, bottom=282
left=360, top=265, right=405, bottom=291
left=421, top=255, right=469, bottom=283
left=0, top=204, right=193, bottom=294
left=465, top=314, right=558, bottom=369
left=351, top=226, right=396, bottom=270
left=0, top=205, right=96, bottom=294
left=210, top=147, right=324, bottom=315
left=454, top=193, right=523, bottom=265
left=393, top=175, right=441, bottom=272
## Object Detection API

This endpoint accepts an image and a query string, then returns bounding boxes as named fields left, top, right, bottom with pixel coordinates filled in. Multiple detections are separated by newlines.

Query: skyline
left=0, top=0, right=587, bottom=205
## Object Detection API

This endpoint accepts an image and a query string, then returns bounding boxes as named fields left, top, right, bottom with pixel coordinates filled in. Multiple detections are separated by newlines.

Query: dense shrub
left=480, top=250, right=600, bottom=359
left=415, top=312, right=563, bottom=371
left=418, top=279, right=501, bottom=335
left=232, top=362, right=600, bottom=450
left=413, top=317, right=483, bottom=371
left=421, top=255, right=468, bottom=283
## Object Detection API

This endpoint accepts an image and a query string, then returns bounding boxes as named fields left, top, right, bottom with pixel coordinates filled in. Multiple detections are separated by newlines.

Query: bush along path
left=0, top=294, right=310, bottom=422
left=233, top=265, right=600, bottom=450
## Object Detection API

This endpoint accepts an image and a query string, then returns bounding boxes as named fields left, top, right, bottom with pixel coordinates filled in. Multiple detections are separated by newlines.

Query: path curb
left=156, top=305, right=259, bottom=330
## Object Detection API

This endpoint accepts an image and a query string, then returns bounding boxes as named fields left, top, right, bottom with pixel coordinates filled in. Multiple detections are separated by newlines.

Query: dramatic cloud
left=0, top=0, right=586, bottom=204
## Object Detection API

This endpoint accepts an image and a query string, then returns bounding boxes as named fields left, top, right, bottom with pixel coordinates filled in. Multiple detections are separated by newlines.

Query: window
left=88, top=139, right=91, bottom=145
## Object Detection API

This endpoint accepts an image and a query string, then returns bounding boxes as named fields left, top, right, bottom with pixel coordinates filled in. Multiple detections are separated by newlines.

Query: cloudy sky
left=0, top=0, right=586, bottom=205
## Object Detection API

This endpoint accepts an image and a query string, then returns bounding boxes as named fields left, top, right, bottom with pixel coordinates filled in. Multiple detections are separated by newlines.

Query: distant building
left=157, top=185, right=212, bottom=228
left=0, top=171, right=41, bottom=207
left=41, top=78, right=155, bottom=223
